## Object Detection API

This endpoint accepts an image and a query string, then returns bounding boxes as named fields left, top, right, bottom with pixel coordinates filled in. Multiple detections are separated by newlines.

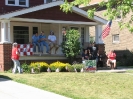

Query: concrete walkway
left=97, top=66, right=133, bottom=73
left=0, top=78, right=71, bottom=99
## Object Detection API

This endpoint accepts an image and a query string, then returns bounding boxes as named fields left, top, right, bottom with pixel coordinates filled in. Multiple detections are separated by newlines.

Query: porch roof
left=0, top=1, right=107, bottom=25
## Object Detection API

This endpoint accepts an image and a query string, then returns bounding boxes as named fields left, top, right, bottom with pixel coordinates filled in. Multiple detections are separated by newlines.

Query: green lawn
left=0, top=72, right=133, bottom=99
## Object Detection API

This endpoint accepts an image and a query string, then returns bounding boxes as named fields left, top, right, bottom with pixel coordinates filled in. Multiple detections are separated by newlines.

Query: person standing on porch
left=91, top=42, right=99, bottom=61
left=32, top=33, right=40, bottom=55
left=11, top=42, right=22, bottom=74
left=39, top=31, right=50, bottom=56
left=82, top=49, right=89, bottom=62
left=86, top=43, right=93, bottom=60
left=48, top=31, right=59, bottom=54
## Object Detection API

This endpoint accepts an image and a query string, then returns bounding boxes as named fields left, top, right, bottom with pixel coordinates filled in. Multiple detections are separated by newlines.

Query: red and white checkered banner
left=17, top=44, right=33, bottom=56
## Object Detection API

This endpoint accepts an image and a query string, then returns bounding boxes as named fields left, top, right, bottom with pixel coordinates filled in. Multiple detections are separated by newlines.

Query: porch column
left=58, top=23, right=62, bottom=44
left=83, top=26, right=89, bottom=48
left=8, top=20, right=11, bottom=42
left=0, top=20, right=10, bottom=43
left=95, top=25, right=103, bottom=44
left=95, top=25, right=106, bottom=67
left=0, top=19, right=12, bottom=72
left=85, top=26, right=89, bottom=42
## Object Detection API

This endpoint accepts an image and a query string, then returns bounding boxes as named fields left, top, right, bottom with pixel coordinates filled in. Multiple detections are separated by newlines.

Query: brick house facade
left=80, top=0, right=133, bottom=66
left=0, top=0, right=107, bottom=71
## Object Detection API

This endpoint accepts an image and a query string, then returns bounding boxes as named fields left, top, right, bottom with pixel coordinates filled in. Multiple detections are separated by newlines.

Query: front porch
left=0, top=1, right=107, bottom=71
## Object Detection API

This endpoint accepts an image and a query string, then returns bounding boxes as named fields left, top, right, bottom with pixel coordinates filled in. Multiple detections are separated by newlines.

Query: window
left=46, top=0, right=52, bottom=3
left=113, top=34, right=119, bottom=43
left=90, top=36, right=95, bottom=43
left=19, top=0, right=26, bottom=5
left=115, top=15, right=122, bottom=22
left=115, top=11, right=122, bottom=22
left=71, top=27, right=79, bottom=30
left=8, top=0, right=15, bottom=4
left=33, top=27, right=38, bottom=35
left=13, top=26, right=29, bottom=44
left=6, top=0, right=29, bottom=7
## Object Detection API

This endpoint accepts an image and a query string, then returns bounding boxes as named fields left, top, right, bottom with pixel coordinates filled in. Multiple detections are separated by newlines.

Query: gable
left=15, top=6, right=94, bottom=22
left=0, top=1, right=107, bottom=24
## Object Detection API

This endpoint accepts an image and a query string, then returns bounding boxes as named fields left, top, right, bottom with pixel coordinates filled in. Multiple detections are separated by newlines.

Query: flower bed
left=21, top=61, right=85, bottom=73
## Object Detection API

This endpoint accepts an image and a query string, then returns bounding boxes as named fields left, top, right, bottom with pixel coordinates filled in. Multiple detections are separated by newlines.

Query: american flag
left=102, top=20, right=112, bottom=39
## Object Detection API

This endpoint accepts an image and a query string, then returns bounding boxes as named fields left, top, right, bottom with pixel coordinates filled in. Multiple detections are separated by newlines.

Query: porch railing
left=17, top=44, right=33, bottom=56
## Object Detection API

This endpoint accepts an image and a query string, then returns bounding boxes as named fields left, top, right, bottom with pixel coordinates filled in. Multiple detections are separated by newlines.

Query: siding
left=15, top=6, right=94, bottom=22
left=0, top=0, right=44, bottom=15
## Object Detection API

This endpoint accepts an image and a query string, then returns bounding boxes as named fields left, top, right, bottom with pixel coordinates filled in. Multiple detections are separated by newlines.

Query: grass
left=1, top=72, right=133, bottom=99
left=126, top=70, right=133, bottom=73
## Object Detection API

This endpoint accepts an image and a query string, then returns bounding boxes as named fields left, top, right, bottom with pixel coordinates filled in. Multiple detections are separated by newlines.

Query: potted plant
left=72, top=63, right=85, bottom=72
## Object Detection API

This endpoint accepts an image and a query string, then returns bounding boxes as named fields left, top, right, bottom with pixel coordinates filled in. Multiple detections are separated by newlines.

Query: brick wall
left=0, top=43, right=12, bottom=71
left=88, top=8, right=133, bottom=53
left=86, top=7, right=133, bottom=65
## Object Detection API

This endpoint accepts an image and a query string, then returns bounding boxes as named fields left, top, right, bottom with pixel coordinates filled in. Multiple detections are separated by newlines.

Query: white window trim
left=112, top=34, right=120, bottom=44
left=5, top=0, right=29, bottom=7
left=44, top=0, right=64, bottom=4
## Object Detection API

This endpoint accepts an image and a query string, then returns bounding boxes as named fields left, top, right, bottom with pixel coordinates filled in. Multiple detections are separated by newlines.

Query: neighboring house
left=80, top=0, right=133, bottom=66
left=0, top=0, right=107, bottom=71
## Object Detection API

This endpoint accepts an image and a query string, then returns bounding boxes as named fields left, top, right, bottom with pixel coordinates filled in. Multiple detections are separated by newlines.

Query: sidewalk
left=97, top=66, right=133, bottom=73
left=0, top=78, right=71, bottom=99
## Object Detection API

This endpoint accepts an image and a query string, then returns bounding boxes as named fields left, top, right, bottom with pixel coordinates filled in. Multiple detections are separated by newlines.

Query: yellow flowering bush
left=30, top=62, right=49, bottom=72
left=49, top=61, right=71, bottom=72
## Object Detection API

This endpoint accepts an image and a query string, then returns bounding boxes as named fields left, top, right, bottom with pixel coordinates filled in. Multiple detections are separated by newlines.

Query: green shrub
left=67, top=65, right=75, bottom=72
left=72, top=63, right=85, bottom=72
left=4, top=68, right=12, bottom=73
left=61, top=29, right=81, bottom=64
left=21, top=63, right=30, bottom=73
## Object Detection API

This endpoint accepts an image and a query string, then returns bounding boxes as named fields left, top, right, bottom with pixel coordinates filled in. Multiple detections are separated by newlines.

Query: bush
left=49, top=61, right=71, bottom=72
left=61, top=63, right=72, bottom=72
left=4, top=68, right=13, bottom=73
left=61, top=29, right=81, bottom=64
left=67, top=65, right=75, bottom=72
left=21, top=63, right=30, bottom=73
left=72, top=63, right=85, bottom=72
left=30, top=62, right=49, bottom=72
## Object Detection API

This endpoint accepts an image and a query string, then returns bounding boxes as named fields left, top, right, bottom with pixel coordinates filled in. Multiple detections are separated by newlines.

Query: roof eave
left=0, top=1, right=107, bottom=24
left=72, top=6, right=107, bottom=25
left=0, top=1, right=64, bottom=19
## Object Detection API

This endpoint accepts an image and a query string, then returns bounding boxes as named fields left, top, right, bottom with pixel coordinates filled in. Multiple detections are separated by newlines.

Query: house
left=0, top=0, right=107, bottom=71
left=80, top=0, right=133, bottom=66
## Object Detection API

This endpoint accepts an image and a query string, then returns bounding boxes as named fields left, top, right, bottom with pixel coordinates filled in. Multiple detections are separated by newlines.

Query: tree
left=60, top=0, right=133, bottom=32
left=61, top=29, right=81, bottom=64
